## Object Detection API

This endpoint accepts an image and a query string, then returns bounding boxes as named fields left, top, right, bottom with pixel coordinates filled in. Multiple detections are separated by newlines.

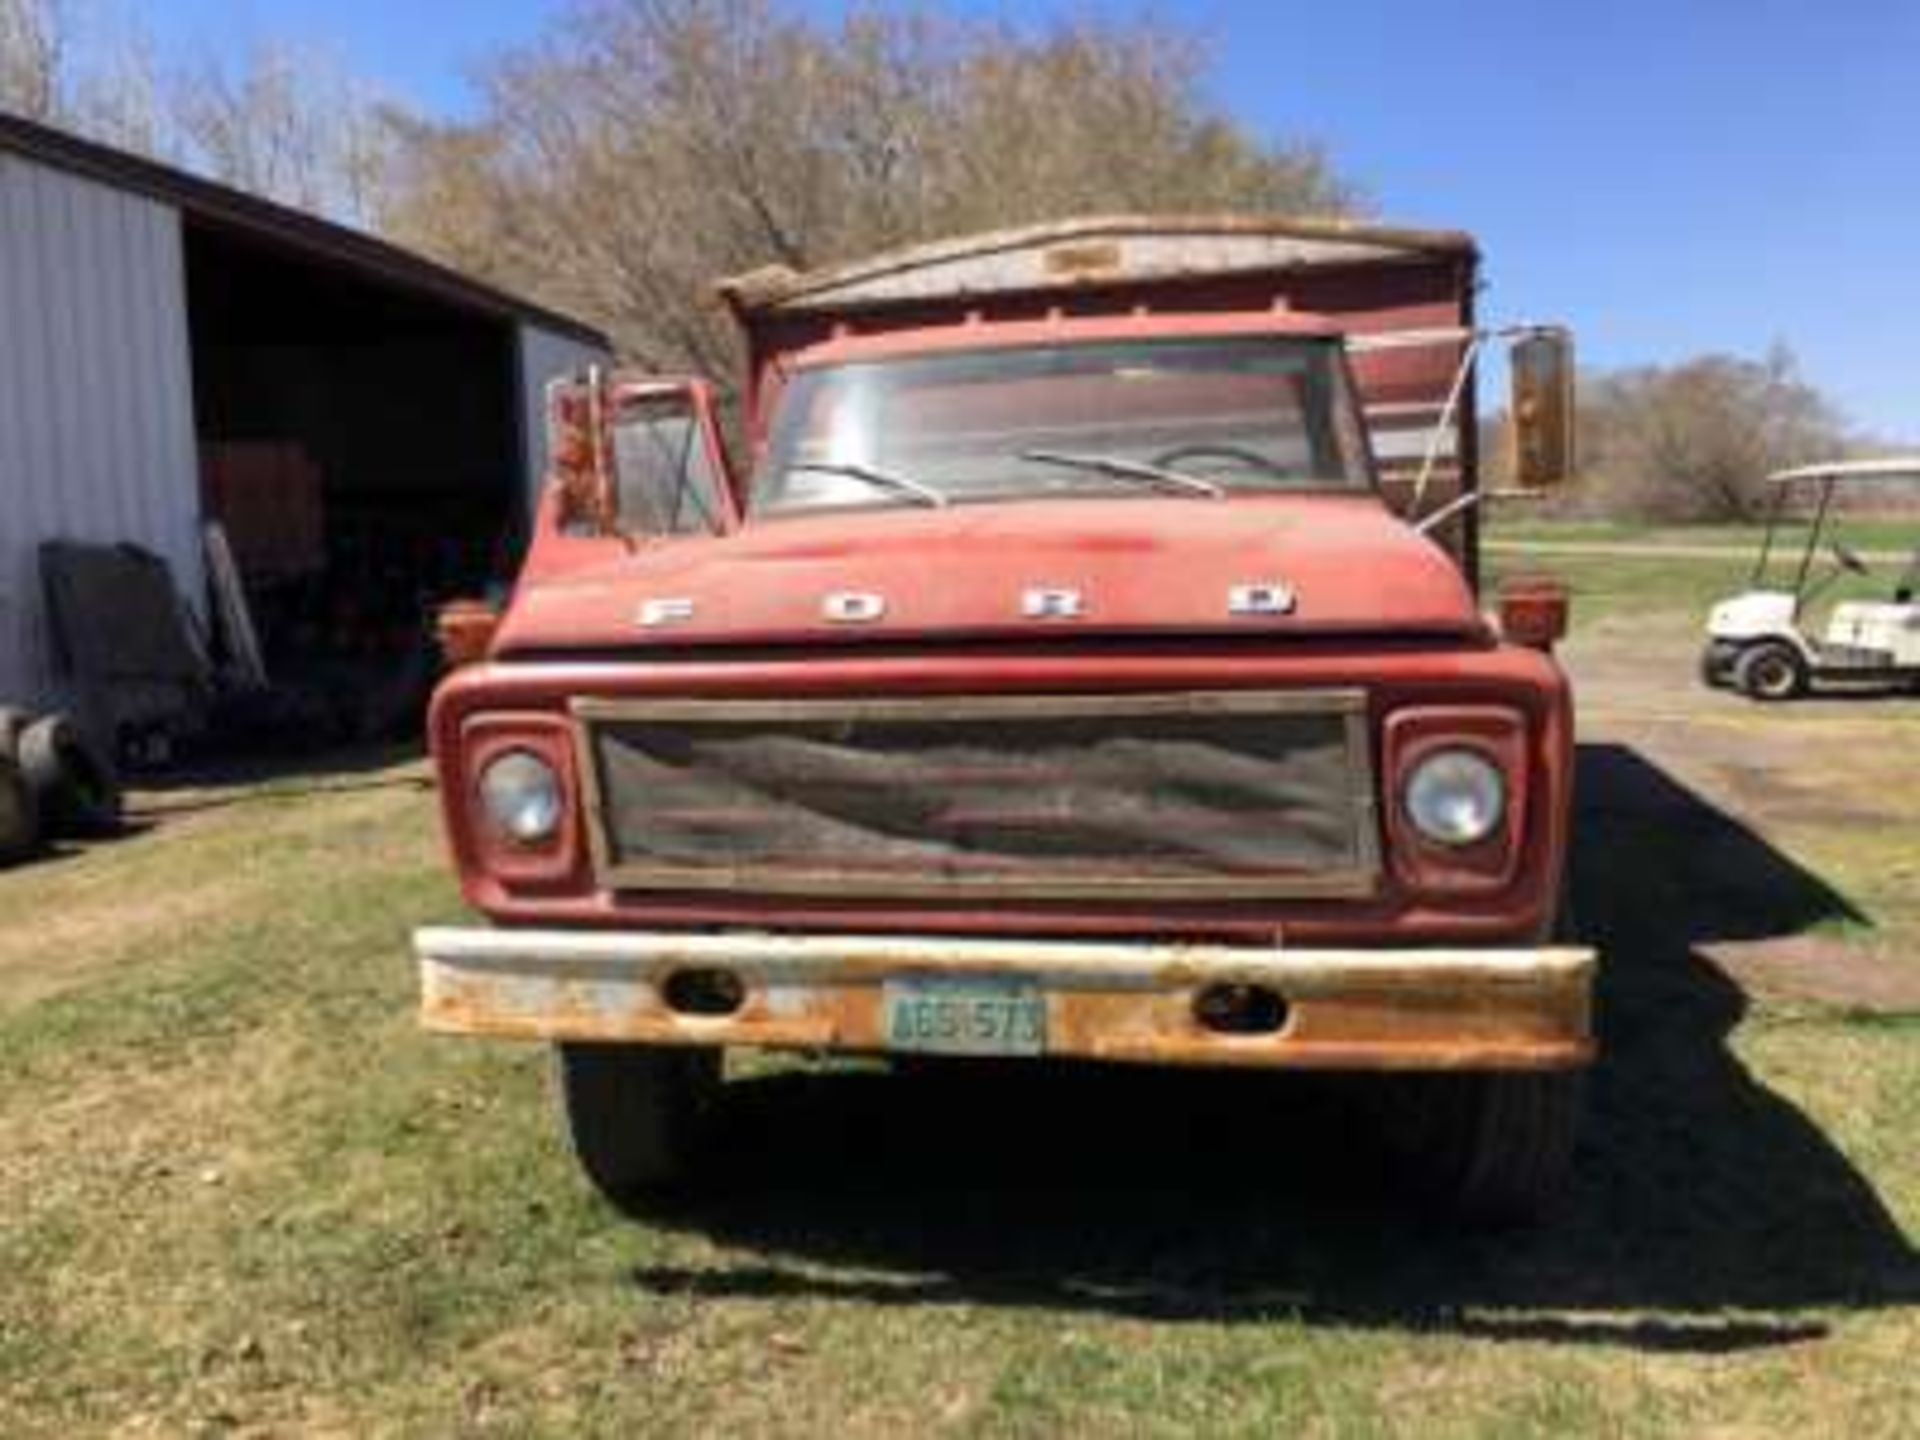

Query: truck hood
left=493, top=495, right=1484, bottom=655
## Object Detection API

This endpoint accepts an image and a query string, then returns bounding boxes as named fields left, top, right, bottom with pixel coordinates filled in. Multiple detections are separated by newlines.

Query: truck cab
left=416, top=215, right=1588, bottom=1221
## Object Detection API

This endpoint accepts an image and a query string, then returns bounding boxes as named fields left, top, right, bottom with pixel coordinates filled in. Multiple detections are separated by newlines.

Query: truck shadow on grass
left=626, top=743, right=1920, bottom=1351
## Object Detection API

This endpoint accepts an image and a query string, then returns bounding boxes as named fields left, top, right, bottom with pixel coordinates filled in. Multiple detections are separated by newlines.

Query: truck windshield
left=751, top=335, right=1373, bottom=517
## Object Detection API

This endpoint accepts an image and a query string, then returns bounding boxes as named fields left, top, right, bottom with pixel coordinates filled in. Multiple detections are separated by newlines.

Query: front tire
left=1733, top=640, right=1809, bottom=701
left=1698, top=641, right=1737, bottom=689
left=1383, top=1069, right=1584, bottom=1225
left=554, top=1044, right=722, bottom=1208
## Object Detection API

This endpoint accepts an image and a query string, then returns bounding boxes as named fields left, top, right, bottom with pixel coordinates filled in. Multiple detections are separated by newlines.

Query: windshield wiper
left=789, top=460, right=949, bottom=509
left=1018, top=449, right=1225, bottom=500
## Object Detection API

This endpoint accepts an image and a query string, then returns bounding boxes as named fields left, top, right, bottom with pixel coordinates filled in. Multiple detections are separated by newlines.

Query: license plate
left=882, top=977, right=1047, bottom=1056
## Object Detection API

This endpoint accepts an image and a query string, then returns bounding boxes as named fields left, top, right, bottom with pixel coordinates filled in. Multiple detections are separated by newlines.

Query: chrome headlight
left=1403, top=748, right=1505, bottom=847
left=478, top=750, right=562, bottom=845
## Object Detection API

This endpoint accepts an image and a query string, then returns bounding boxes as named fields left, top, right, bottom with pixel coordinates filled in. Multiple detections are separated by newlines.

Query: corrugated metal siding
left=0, top=152, right=201, bottom=710
left=516, top=322, right=609, bottom=511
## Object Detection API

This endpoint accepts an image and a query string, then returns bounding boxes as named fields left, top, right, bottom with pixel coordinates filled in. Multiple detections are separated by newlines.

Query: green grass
left=2, top=670, right=1918, bottom=1433
left=1485, top=540, right=1901, bottom=630
left=1486, top=513, right=1919, bottom=555
left=1482, top=513, right=1916, bottom=655
left=1487, top=549, right=1747, bottom=627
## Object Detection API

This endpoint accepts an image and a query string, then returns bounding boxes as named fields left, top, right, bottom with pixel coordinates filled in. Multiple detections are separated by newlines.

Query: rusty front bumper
left=415, top=928, right=1595, bottom=1071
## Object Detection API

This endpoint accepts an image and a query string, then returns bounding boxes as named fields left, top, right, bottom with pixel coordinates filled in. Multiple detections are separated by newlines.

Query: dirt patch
left=0, top=873, right=254, bottom=1013
left=0, top=765, right=434, bottom=1015
left=1702, top=937, right=1920, bottom=1014
left=1562, top=615, right=1920, bottom=1013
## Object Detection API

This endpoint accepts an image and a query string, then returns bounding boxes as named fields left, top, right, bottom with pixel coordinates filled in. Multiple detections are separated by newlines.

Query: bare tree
left=0, top=0, right=163, bottom=152
left=62, top=3, right=161, bottom=153
left=167, top=39, right=396, bottom=226
left=2, top=3, right=401, bottom=228
left=378, top=0, right=1359, bottom=382
left=1576, top=344, right=1847, bottom=521
left=0, top=0, right=65, bottom=120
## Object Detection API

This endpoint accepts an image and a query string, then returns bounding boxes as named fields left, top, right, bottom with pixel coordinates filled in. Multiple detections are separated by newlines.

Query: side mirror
left=549, top=368, right=615, bottom=533
left=548, top=370, right=737, bottom=536
left=1508, top=329, right=1576, bottom=488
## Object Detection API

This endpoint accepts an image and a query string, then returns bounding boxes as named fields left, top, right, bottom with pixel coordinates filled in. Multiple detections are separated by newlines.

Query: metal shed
left=0, top=113, right=607, bottom=722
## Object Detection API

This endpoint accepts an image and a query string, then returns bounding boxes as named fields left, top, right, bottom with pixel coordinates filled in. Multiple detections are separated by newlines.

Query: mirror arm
left=1411, top=333, right=1484, bottom=515
left=1346, top=322, right=1568, bottom=355
left=1412, top=485, right=1481, bottom=537
left=1350, top=322, right=1572, bottom=523
left=1411, top=486, right=1546, bottom=538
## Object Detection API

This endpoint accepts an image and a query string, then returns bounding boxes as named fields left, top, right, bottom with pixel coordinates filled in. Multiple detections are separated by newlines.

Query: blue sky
left=139, top=0, right=1920, bottom=440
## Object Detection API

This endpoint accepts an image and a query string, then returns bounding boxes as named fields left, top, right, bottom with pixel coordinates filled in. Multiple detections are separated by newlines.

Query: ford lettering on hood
left=492, top=494, right=1485, bottom=656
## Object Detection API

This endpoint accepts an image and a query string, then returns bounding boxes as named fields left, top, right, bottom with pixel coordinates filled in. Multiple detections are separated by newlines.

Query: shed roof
left=0, top=110, right=606, bottom=346
left=717, top=212, right=1478, bottom=317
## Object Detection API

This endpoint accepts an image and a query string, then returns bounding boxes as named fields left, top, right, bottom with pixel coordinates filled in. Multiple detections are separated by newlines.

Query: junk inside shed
left=183, top=222, right=527, bottom=743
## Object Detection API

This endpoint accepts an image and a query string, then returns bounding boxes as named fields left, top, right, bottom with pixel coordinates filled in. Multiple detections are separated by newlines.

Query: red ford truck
left=417, top=215, right=1588, bottom=1220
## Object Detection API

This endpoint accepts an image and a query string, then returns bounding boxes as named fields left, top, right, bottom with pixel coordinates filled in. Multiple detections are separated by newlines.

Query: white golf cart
left=1701, top=458, right=1920, bottom=700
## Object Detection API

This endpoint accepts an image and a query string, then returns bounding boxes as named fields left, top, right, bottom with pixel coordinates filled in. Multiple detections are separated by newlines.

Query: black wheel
left=1733, top=640, right=1809, bottom=701
left=1379, top=1069, right=1584, bottom=1225
left=17, top=714, right=121, bottom=838
left=1698, top=642, right=1736, bottom=689
left=0, top=755, right=41, bottom=867
left=554, top=1044, right=722, bottom=1207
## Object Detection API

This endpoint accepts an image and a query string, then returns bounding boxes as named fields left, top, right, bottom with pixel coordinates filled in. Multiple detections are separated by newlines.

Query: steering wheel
left=1831, top=541, right=1872, bottom=576
left=1150, top=443, right=1288, bottom=475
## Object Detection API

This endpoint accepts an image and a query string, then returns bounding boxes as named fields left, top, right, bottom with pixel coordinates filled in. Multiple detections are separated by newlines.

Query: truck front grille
left=574, top=690, right=1379, bottom=901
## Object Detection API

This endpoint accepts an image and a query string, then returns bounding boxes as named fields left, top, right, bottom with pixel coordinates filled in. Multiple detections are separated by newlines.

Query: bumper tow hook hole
left=1193, top=982, right=1289, bottom=1036
left=661, top=967, right=747, bottom=1017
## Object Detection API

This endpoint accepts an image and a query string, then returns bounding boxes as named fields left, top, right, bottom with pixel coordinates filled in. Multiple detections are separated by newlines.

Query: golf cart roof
left=1767, top=457, right=1920, bottom=486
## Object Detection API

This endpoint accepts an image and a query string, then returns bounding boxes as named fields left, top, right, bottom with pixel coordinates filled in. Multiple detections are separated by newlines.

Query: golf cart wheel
left=1733, top=641, right=1809, bottom=701
left=554, top=1043, right=722, bottom=1209
left=1698, top=642, right=1737, bottom=689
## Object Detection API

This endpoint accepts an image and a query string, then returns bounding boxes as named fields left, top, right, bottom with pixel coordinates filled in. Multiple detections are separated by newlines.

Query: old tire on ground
left=0, top=706, right=32, bottom=759
left=0, top=755, right=41, bottom=867
left=555, top=1044, right=722, bottom=1207
left=17, top=714, right=121, bottom=838
left=1733, top=640, right=1809, bottom=701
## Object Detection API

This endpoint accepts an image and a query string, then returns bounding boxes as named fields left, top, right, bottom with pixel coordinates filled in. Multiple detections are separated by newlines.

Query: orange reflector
left=1498, top=576, right=1570, bottom=650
